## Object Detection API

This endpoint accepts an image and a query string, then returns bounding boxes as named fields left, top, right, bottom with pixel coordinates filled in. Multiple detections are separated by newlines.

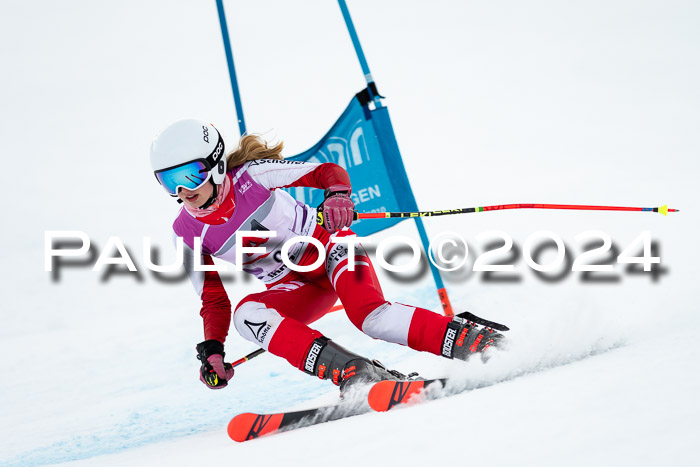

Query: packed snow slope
left=1, top=1, right=698, bottom=466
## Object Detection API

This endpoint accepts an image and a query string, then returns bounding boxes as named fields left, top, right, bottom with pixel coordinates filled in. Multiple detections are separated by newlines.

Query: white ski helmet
left=150, top=119, right=227, bottom=197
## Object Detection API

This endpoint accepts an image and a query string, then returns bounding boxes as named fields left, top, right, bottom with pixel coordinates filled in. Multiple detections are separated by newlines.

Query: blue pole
left=371, top=107, right=454, bottom=316
left=215, top=0, right=247, bottom=136
left=337, top=0, right=382, bottom=108
left=337, top=0, right=454, bottom=316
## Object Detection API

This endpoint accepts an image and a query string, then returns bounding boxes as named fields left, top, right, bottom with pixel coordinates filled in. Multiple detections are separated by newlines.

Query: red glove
left=196, top=340, right=235, bottom=389
left=318, top=184, right=355, bottom=233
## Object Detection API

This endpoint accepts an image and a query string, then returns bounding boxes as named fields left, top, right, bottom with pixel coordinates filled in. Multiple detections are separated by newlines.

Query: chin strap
left=197, top=181, right=219, bottom=209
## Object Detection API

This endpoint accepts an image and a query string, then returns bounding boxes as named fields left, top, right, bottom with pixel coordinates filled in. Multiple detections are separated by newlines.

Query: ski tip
left=228, top=412, right=283, bottom=442
left=228, top=413, right=255, bottom=442
left=368, top=380, right=427, bottom=412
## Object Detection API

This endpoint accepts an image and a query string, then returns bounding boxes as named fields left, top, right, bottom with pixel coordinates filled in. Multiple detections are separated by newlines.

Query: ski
left=229, top=378, right=448, bottom=441
left=228, top=401, right=369, bottom=442
left=367, top=378, right=448, bottom=412
left=367, top=342, right=625, bottom=412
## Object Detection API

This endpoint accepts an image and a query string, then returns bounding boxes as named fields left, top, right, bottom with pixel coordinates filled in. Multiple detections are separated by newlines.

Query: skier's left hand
left=318, top=184, right=355, bottom=233
left=196, top=340, right=235, bottom=389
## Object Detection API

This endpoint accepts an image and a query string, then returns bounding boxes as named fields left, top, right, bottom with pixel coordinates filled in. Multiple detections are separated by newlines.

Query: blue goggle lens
left=155, top=160, right=210, bottom=196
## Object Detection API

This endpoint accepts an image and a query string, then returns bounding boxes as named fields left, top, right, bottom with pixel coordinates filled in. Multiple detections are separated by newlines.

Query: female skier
left=150, top=119, right=506, bottom=392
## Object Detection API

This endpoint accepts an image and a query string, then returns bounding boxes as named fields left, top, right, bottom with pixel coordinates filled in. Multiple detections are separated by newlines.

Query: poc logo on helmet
left=202, top=125, right=210, bottom=143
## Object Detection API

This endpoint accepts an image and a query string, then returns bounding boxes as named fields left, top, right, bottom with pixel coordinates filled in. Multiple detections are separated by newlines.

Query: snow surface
left=1, top=1, right=699, bottom=466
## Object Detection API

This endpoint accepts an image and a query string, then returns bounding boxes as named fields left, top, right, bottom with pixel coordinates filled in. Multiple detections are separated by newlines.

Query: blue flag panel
left=285, top=95, right=413, bottom=236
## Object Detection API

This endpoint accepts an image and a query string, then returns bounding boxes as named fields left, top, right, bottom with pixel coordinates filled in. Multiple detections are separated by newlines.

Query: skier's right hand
left=317, top=184, right=355, bottom=233
left=196, top=340, right=235, bottom=389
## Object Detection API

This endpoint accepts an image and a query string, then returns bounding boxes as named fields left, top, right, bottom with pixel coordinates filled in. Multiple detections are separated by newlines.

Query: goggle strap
left=203, top=131, right=225, bottom=170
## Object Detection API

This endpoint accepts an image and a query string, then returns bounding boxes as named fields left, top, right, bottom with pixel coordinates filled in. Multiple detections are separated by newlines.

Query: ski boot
left=440, top=311, right=509, bottom=361
left=302, top=337, right=416, bottom=395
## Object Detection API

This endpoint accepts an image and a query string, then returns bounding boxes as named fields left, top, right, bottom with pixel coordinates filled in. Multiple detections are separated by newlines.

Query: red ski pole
left=351, top=203, right=679, bottom=221
left=317, top=203, right=678, bottom=229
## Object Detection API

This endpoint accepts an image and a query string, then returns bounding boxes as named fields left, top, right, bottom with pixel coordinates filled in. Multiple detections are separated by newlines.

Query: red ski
left=228, top=403, right=368, bottom=442
left=367, top=378, right=447, bottom=412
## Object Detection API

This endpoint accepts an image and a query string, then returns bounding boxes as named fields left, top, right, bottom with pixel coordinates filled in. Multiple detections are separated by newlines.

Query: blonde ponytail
left=226, top=134, right=284, bottom=168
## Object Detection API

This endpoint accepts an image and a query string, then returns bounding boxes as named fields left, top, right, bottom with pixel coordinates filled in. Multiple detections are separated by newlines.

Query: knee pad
left=233, top=301, right=284, bottom=350
left=361, top=302, right=416, bottom=345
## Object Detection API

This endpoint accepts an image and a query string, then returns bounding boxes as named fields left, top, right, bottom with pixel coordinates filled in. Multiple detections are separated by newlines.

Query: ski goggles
left=154, top=132, right=225, bottom=196
left=154, top=160, right=212, bottom=196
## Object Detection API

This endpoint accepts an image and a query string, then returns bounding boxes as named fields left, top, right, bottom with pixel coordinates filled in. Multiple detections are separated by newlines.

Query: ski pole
left=229, top=348, right=266, bottom=368
left=318, top=203, right=678, bottom=228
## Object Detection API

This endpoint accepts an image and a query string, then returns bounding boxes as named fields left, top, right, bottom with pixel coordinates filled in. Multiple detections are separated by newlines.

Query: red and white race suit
left=173, top=159, right=451, bottom=370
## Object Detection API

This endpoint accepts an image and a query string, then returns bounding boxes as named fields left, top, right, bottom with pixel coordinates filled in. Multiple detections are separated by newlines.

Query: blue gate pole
left=337, top=0, right=382, bottom=109
left=215, top=0, right=247, bottom=136
left=337, top=0, right=454, bottom=316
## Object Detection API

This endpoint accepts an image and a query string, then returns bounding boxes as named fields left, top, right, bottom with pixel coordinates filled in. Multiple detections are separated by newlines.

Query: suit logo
left=239, top=180, right=253, bottom=195
left=244, top=320, right=272, bottom=343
